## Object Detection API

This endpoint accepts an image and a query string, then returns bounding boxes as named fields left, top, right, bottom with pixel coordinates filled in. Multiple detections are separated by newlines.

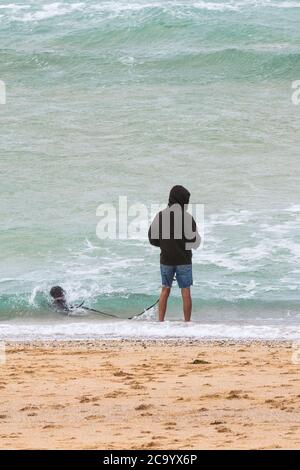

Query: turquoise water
left=0, top=1, right=300, bottom=340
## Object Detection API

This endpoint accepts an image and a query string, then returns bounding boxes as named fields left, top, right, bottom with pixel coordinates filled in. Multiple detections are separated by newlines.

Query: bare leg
left=158, top=286, right=171, bottom=322
left=181, top=287, right=192, bottom=322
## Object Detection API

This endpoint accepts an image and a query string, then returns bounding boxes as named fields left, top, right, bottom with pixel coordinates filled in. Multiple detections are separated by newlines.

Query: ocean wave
left=2, top=1, right=300, bottom=23
left=1, top=0, right=299, bottom=85
left=0, top=1, right=299, bottom=31
left=0, top=286, right=298, bottom=320
left=1, top=48, right=299, bottom=85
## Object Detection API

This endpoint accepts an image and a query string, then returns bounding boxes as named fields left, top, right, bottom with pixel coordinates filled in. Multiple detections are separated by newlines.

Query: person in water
left=50, top=286, right=70, bottom=313
left=148, top=185, right=201, bottom=322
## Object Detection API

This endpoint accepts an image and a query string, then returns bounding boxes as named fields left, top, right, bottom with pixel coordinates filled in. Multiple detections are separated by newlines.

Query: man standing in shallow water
left=148, top=186, right=201, bottom=322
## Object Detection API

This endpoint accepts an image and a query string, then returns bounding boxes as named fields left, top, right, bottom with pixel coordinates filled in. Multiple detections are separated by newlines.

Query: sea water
left=0, top=0, right=300, bottom=340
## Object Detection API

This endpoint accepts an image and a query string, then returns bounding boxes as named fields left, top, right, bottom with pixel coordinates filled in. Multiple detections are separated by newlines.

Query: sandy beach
left=0, top=340, right=299, bottom=450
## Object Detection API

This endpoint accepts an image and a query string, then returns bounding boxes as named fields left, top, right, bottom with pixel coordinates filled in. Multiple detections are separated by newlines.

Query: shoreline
left=1, top=340, right=299, bottom=449
left=4, top=338, right=295, bottom=347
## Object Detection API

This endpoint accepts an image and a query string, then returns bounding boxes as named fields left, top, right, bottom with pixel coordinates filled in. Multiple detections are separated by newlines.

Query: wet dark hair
left=50, top=286, right=65, bottom=299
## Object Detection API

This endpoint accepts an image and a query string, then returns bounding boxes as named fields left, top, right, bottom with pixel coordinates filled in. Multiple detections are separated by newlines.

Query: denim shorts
left=160, top=264, right=193, bottom=289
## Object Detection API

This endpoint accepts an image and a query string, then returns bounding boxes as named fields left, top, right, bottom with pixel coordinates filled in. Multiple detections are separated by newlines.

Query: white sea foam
left=276, top=1, right=300, bottom=8
left=20, top=2, right=84, bottom=22
left=0, top=4, right=29, bottom=10
left=28, top=285, right=43, bottom=306
left=189, top=2, right=238, bottom=11
left=278, top=240, right=300, bottom=260
left=286, top=204, right=300, bottom=213
left=260, top=220, right=299, bottom=235
left=0, top=277, right=18, bottom=283
left=208, top=210, right=253, bottom=227
left=0, top=319, right=299, bottom=342
left=195, top=250, right=246, bottom=271
left=235, top=243, right=273, bottom=262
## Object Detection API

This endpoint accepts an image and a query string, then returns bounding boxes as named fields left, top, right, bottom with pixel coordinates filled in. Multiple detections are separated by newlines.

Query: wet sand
left=0, top=340, right=299, bottom=449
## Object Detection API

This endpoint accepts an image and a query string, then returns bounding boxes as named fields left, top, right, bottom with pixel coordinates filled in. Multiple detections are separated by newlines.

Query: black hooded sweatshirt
left=148, top=185, right=201, bottom=265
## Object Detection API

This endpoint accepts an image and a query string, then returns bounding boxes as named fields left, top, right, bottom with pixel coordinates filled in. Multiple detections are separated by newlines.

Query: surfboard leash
left=79, top=298, right=159, bottom=320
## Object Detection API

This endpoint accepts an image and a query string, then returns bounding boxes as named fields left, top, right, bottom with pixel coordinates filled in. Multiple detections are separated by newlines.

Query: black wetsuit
left=52, top=299, right=70, bottom=314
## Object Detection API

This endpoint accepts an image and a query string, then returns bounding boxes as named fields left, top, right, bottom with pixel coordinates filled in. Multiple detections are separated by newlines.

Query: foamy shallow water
left=1, top=319, right=299, bottom=342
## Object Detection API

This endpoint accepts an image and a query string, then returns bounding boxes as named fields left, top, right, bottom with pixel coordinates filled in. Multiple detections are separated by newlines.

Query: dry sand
left=0, top=340, right=299, bottom=449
